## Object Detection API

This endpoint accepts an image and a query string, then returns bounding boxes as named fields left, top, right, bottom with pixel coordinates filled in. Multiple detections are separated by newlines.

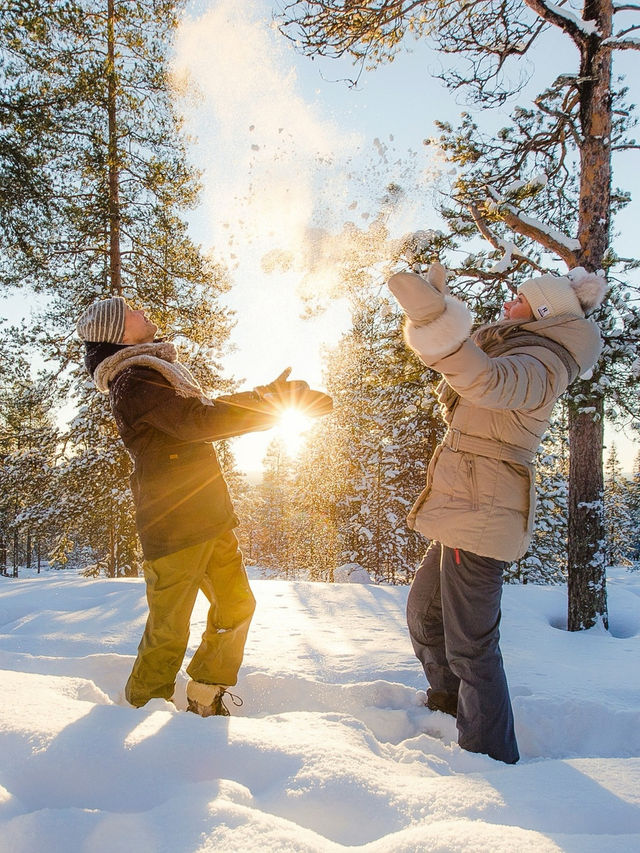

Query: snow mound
left=334, top=563, right=372, bottom=584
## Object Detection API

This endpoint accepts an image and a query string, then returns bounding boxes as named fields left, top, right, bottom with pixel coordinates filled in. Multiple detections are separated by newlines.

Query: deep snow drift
left=0, top=565, right=639, bottom=852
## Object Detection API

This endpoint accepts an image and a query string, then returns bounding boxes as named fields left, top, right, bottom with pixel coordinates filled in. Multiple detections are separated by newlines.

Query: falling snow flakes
left=373, top=137, right=388, bottom=163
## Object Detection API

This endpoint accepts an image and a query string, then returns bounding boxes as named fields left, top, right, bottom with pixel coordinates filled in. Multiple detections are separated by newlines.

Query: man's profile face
left=121, top=305, right=158, bottom=344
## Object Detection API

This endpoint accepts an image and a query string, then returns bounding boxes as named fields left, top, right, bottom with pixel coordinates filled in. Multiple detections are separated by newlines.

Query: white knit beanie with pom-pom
left=518, top=268, right=606, bottom=320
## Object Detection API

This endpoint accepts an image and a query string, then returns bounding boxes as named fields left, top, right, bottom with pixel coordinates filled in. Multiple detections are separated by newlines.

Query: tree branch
left=485, top=188, right=581, bottom=266
left=601, top=35, right=640, bottom=47
left=469, top=203, right=546, bottom=273
left=524, top=0, right=591, bottom=46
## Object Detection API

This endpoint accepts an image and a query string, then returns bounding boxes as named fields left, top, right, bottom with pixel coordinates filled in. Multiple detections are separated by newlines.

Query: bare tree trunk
left=107, top=0, right=122, bottom=295
left=568, top=0, right=611, bottom=630
left=568, top=397, right=607, bottom=628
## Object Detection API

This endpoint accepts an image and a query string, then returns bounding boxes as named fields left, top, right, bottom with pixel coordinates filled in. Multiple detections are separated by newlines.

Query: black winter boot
left=425, top=688, right=458, bottom=718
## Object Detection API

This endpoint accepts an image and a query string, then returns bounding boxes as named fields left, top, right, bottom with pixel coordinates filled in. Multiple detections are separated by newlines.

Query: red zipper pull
left=454, top=548, right=461, bottom=564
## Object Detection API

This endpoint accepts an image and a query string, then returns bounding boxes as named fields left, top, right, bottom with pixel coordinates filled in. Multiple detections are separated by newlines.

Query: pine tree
left=277, top=0, right=640, bottom=627
left=509, top=407, right=569, bottom=585
left=604, top=442, right=633, bottom=567
left=255, top=437, right=297, bottom=576
left=0, top=336, right=60, bottom=576
left=293, top=283, right=442, bottom=584
left=289, top=415, right=345, bottom=581
left=3, top=0, right=235, bottom=576
left=0, top=0, right=84, bottom=272
left=627, top=452, right=640, bottom=565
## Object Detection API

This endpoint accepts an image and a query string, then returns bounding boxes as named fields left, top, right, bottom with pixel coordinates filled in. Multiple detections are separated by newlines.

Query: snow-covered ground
left=1, top=565, right=639, bottom=852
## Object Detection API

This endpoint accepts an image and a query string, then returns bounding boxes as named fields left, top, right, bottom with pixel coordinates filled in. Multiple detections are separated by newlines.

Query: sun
left=276, top=407, right=312, bottom=456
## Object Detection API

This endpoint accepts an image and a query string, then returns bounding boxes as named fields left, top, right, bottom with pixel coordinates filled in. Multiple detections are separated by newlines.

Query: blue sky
left=173, top=0, right=639, bottom=470
left=1, top=0, right=637, bottom=471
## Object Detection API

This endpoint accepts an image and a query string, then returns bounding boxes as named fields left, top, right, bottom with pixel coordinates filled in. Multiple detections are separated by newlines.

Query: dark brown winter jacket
left=86, top=342, right=278, bottom=560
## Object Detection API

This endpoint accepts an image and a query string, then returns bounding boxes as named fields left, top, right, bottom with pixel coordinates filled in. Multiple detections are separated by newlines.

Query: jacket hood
left=519, top=312, right=602, bottom=376
left=84, top=338, right=167, bottom=377
left=84, top=341, right=130, bottom=377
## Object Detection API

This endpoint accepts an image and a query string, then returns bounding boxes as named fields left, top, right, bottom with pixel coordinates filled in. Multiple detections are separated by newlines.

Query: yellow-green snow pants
left=125, top=530, right=256, bottom=708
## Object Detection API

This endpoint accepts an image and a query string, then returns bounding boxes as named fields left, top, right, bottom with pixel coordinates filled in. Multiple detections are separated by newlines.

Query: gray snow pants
left=407, top=541, right=519, bottom=764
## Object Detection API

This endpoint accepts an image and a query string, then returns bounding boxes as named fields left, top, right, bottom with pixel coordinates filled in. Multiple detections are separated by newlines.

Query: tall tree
left=627, top=451, right=640, bottom=564
left=257, top=437, right=297, bottom=575
left=0, top=335, right=59, bottom=576
left=0, top=0, right=84, bottom=271
left=2, top=0, right=235, bottom=575
left=603, top=442, right=633, bottom=566
left=291, top=276, right=442, bottom=583
left=278, top=0, right=640, bottom=627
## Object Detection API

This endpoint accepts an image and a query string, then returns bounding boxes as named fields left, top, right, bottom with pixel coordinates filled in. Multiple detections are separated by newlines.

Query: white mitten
left=387, top=262, right=449, bottom=325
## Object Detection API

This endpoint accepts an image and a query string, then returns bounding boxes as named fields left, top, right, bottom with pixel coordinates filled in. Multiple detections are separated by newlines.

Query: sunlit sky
left=173, top=0, right=639, bottom=471
left=172, top=0, right=452, bottom=469
left=1, top=0, right=638, bottom=472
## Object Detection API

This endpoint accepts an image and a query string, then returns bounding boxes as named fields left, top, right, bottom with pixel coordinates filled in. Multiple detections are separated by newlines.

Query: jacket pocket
left=466, top=455, right=479, bottom=510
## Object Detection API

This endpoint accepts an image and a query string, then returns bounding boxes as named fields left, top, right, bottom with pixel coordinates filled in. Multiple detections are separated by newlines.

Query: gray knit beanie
left=76, top=297, right=127, bottom=343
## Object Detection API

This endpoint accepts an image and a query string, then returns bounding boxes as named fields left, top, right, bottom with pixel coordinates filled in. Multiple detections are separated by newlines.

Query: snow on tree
left=277, top=0, right=640, bottom=628
left=0, top=338, right=60, bottom=576
left=1, top=1, right=238, bottom=576
left=253, top=437, right=298, bottom=578
left=508, top=406, right=569, bottom=585
left=292, top=280, right=442, bottom=584
left=627, top=451, right=640, bottom=565
left=604, top=442, right=634, bottom=567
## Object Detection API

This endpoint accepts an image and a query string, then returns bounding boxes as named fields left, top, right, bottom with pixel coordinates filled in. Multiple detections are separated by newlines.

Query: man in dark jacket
left=77, top=296, right=331, bottom=716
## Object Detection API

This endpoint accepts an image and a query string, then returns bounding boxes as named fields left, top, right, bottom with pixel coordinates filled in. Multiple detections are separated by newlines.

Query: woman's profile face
left=503, top=293, right=534, bottom=321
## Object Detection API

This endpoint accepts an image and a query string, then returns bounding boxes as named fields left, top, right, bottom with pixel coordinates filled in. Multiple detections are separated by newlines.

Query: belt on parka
left=443, top=428, right=536, bottom=466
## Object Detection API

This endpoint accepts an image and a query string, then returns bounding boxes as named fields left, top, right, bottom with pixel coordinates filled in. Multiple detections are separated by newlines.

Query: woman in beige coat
left=388, top=263, right=605, bottom=764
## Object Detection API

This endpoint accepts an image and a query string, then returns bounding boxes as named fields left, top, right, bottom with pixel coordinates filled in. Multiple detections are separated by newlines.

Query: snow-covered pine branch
left=525, top=0, right=600, bottom=43
left=486, top=187, right=581, bottom=267
left=602, top=35, right=640, bottom=48
left=468, top=203, right=545, bottom=275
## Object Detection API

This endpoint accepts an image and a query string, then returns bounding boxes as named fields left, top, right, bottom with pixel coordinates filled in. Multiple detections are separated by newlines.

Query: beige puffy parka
left=389, top=270, right=603, bottom=562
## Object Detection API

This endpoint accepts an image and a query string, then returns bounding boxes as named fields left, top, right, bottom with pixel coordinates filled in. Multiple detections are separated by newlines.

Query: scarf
left=93, top=341, right=211, bottom=404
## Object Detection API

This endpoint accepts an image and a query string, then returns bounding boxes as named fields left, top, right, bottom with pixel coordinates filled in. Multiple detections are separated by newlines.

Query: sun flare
left=276, top=408, right=311, bottom=456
